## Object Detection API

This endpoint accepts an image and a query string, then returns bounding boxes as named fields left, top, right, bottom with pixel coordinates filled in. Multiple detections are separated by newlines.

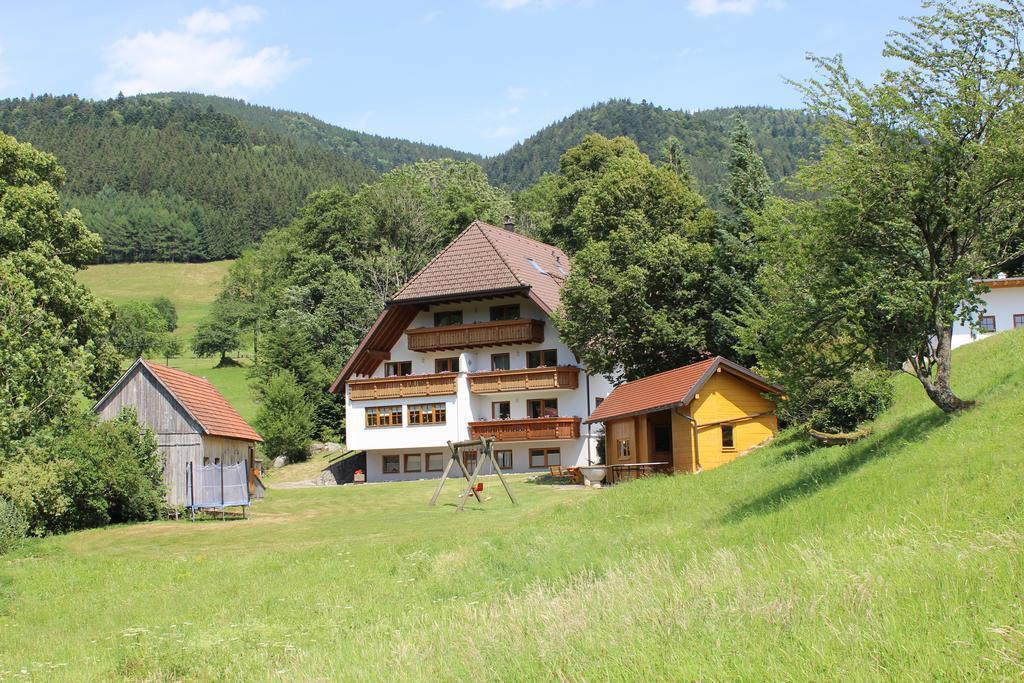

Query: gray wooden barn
left=94, top=359, right=264, bottom=507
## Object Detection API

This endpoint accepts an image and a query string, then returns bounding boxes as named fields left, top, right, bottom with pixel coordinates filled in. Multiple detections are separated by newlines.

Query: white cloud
left=419, top=10, right=442, bottom=23
left=507, top=86, right=528, bottom=101
left=687, top=0, right=782, bottom=17
left=94, top=5, right=299, bottom=97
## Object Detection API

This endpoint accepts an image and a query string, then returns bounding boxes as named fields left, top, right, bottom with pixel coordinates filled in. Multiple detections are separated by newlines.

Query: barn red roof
left=141, top=360, right=262, bottom=442
left=329, top=220, right=570, bottom=392
left=584, top=357, right=783, bottom=424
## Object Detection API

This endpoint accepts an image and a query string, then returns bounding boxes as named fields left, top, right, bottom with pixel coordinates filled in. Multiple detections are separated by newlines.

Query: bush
left=777, top=367, right=894, bottom=433
left=0, top=497, right=28, bottom=555
left=0, top=410, right=164, bottom=535
left=255, top=370, right=314, bottom=463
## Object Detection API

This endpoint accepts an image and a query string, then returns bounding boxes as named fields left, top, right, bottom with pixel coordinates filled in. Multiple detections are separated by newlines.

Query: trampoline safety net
left=186, top=462, right=250, bottom=509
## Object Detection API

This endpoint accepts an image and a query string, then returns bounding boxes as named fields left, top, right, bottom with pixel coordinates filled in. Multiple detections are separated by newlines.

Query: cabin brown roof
left=329, top=221, right=570, bottom=392
left=134, top=360, right=263, bottom=441
left=584, top=357, right=783, bottom=424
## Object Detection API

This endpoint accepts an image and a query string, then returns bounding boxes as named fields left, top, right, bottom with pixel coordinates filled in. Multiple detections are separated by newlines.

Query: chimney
left=503, top=215, right=515, bottom=232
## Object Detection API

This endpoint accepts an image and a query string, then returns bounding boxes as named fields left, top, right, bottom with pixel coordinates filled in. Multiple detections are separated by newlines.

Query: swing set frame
left=428, top=436, right=518, bottom=510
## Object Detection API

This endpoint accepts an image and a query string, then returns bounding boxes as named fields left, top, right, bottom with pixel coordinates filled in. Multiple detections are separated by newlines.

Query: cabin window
left=529, top=447, right=560, bottom=468
left=495, top=449, right=513, bottom=470
left=435, top=356, right=459, bottom=373
left=1014, top=314, right=1024, bottom=329
left=526, top=349, right=558, bottom=368
left=594, top=397, right=605, bottom=408
left=978, top=315, right=996, bottom=333
left=434, top=310, right=463, bottom=327
left=404, top=454, right=422, bottom=473
left=617, top=439, right=631, bottom=460
left=384, top=361, right=412, bottom=377
left=490, top=304, right=520, bottom=321
left=491, top=353, right=511, bottom=371
left=492, top=401, right=511, bottom=419
left=463, top=450, right=478, bottom=472
left=527, top=398, right=558, bottom=418
left=722, top=425, right=735, bottom=450
left=426, top=452, right=444, bottom=472
left=366, top=405, right=403, bottom=428
left=383, top=455, right=400, bottom=474
left=408, top=403, right=446, bottom=425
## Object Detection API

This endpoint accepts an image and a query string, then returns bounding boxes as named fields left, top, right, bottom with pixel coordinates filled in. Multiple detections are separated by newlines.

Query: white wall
left=345, top=294, right=615, bottom=480
left=952, top=285, right=1024, bottom=348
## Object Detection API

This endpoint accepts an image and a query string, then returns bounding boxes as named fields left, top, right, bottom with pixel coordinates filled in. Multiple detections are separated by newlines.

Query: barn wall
left=606, top=417, right=637, bottom=464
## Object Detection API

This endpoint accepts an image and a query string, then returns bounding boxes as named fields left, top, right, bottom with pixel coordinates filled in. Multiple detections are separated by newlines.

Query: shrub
left=777, top=367, right=894, bottom=433
left=255, top=370, right=314, bottom=463
left=0, top=409, right=164, bottom=535
left=0, top=497, right=28, bottom=555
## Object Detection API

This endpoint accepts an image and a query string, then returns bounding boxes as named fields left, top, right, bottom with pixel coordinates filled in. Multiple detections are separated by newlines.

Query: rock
left=272, top=455, right=289, bottom=469
left=308, top=441, right=343, bottom=455
left=314, top=470, right=338, bottom=486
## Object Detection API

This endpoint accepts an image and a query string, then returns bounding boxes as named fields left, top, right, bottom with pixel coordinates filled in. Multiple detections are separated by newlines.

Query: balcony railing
left=347, top=373, right=457, bottom=401
left=406, top=319, right=545, bottom=353
left=468, top=417, right=582, bottom=442
left=468, top=366, right=580, bottom=394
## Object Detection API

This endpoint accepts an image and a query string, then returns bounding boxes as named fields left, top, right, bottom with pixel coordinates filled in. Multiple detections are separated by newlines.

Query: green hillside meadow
left=1, top=325, right=1022, bottom=679
left=75, top=261, right=256, bottom=423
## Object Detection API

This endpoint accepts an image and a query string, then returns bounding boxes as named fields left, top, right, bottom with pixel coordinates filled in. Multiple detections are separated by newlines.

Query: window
left=435, top=356, right=459, bottom=373
left=384, top=361, right=412, bottom=377
left=463, top=450, right=478, bottom=472
left=426, top=452, right=444, bottom=472
left=492, top=401, right=511, bottom=419
left=595, top=397, right=605, bottom=408
left=495, top=449, right=513, bottom=470
left=722, top=425, right=735, bottom=450
left=1014, top=314, right=1024, bottom=329
left=365, top=405, right=403, bottom=428
left=526, top=349, right=558, bottom=368
left=617, top=439, right=631, bottom=461
left=491, top=353, right=511, bottom=371
left=383, top=455, right=400, bottom=474
left=434, top=310, right=463, bottom=327
left=408, top=403, right=446, bottom=425
left=979, top=315, right=996, bottom=333
left=529, top=447, right=560, bottom=468
left=490, top=304, right=520, bottom=321
left=404, top=454, right=422, bottom=473
left=527, top=398, right=558, bottom=418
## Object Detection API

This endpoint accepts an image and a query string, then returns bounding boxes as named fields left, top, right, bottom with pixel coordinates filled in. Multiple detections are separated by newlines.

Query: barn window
left=617, top=439, right=631, bottom=460
left=495, top=450, right=513, bottom=470
left=433, top=310, right=463, bottom=327
left=529, top=448, right=560, bottom=468
left=383, top=455, right=400, bottom=474
left=404, top=454, right=422, bottom=473
left=426, top=453, right=444, bottom=472
left=722, top=425, right=735, bottom=450
left=978, top=315, right=996, bottom=333
left=1014, top=314, right=1024, bottom=329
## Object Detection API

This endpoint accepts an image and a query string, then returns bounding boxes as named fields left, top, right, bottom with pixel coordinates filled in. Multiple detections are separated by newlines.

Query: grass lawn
left=75, top=261, right=259, bottom=424
left=2, top=331, right=1023, bottom=680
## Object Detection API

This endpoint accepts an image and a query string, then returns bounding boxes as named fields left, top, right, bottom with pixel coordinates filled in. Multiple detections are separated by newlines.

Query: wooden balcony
left=406, top=319, right=544, bottom=353
left=468, top=417, right=582, bottom=442
left=347, top=373, right=457, bottom=401
left=468, top=366, right=580, bottom=394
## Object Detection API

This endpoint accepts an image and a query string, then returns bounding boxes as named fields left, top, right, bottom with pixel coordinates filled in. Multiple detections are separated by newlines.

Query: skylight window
left=526, top=257, right=548, bottom=274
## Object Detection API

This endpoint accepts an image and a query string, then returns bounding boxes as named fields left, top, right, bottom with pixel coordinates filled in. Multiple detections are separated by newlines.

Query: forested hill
left=0, top=94, right=375, bottom=262
left=482, top=100, right=818, bottom=194
left=149, top=92, right=480, bottom=172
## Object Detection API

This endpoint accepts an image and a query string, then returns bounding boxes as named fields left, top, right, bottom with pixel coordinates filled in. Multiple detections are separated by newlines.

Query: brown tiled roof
left=391, top=220, right=569, bottom=313
left=584, top=357, right=783, bottom=424
left=330, top=221, right=571, bottom=392
left=141, top=360, right=263, bottom=442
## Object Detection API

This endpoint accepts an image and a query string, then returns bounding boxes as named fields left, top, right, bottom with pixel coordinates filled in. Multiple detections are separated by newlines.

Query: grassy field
left=2, top=331, right=1023, bottom=680
left=75, top=261, right=258, bottom=423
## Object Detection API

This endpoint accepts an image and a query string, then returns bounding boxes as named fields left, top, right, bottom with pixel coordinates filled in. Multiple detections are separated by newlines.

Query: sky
left=1, top=0, right=924, bottom=155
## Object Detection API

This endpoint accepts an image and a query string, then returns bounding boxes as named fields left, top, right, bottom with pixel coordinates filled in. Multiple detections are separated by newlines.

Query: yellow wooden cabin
left=585, top=357, right=784, bottom=474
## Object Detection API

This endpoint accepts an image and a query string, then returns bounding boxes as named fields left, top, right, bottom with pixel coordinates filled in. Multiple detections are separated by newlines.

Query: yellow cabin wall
left=606, top=418, right=637, bottom=464
left=670, top=410, right=697, bottom=473
left=689, top=370, right=778, bottom=470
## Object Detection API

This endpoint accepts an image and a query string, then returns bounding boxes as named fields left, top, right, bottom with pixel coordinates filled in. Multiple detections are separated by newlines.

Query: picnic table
left=603, top=462, right=671, bottom=484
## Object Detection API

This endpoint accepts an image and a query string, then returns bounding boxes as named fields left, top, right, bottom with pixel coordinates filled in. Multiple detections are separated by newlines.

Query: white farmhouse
left=329, top=219, right=614, bottom=482
left=952, top=275, right=1024, bottom=349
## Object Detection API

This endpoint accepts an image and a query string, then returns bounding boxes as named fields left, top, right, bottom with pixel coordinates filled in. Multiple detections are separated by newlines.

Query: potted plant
left=354, top=469, right=365, bottom=484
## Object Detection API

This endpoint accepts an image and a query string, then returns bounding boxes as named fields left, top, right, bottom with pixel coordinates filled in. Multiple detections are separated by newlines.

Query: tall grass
left=1, top=330, right=1022, bottom=680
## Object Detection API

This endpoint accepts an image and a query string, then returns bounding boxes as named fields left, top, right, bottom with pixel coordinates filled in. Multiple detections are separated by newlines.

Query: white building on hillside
left=329, top=219, right=614, bottom=482
left=952, top=274, right=1024, bottom=349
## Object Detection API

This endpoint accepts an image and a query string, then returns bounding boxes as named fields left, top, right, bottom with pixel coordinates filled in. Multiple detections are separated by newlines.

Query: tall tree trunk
left=911, top=324, right=972, bottom=413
